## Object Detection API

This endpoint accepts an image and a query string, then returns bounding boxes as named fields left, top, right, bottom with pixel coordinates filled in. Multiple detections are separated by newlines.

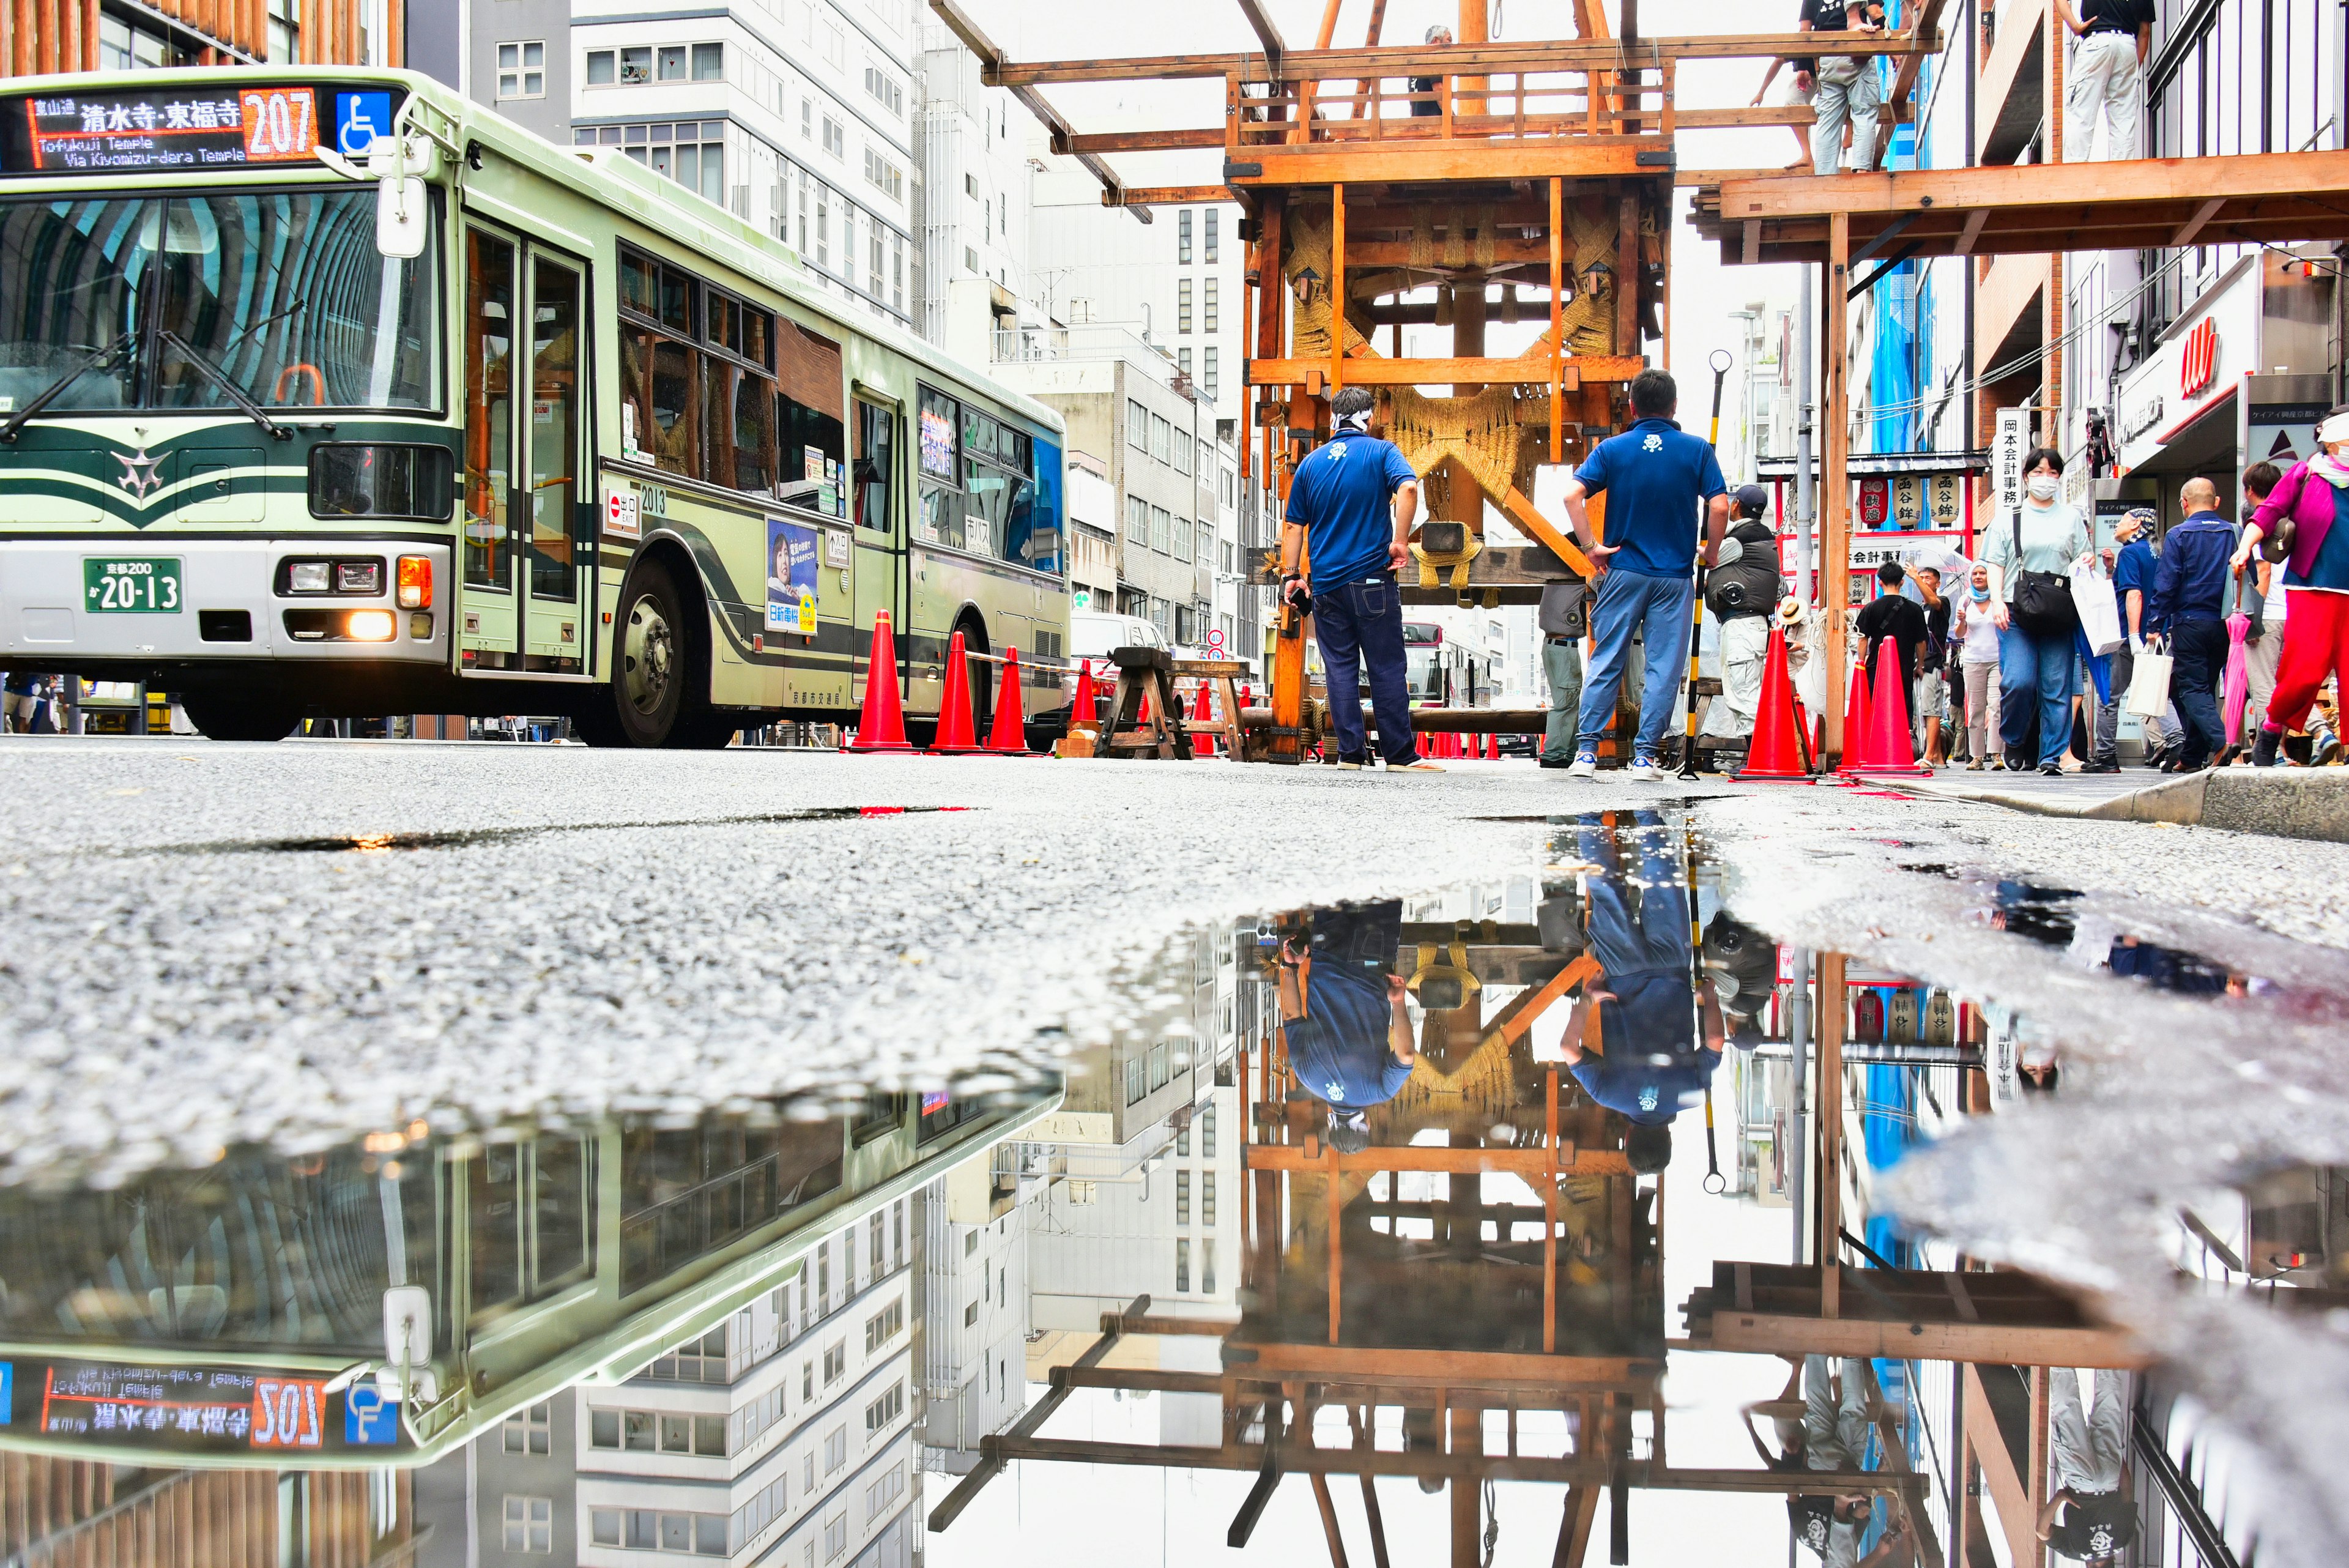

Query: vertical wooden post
left=1449, top=1404, right=1479, bottom=1568
left=1816, top=951, right=1846, bottom=1319
left=1327, top=1143, right=1343, bottom=1345
left=1614, top=195, right=1639, bottom=358
left=1822, top=217, right=1850, bottom=759
left=1329, top=184, right=1346, bottom=395
left=1549, top=177, right=1565, bottom=464
left=1457, top=0, right=1486, bottom=120
left=2028, top=1366, right=2050, bottom=1568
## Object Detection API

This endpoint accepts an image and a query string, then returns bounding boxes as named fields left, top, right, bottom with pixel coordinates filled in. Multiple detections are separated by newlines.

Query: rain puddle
left=150, top=806, right=976, bottom=856
left=0, top=807, right=2326, bottom=1565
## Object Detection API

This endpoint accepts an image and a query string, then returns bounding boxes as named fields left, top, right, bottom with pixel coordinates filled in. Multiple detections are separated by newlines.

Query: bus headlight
left=288, top=561, right=333, bottom=593
left=335, top=560, right=382, bottom=594
left=396, top=555, right=432, bottom=609
left=346, top=610, right=398, bottom=642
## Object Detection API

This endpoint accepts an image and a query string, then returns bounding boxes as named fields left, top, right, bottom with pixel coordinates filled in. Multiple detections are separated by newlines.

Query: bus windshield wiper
left=0, top=331, right=135, bottom=443
left=158, top=330, right=295, bottom=441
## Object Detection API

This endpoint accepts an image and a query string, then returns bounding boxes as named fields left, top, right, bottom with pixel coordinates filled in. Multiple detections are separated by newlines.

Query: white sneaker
left=1628, top=755, right=1661, bottom=781
left=1566, top=753, right=1598, bottom=778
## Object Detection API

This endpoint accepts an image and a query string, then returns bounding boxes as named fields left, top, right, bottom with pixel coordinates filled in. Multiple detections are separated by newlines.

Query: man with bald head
left=2150, top=476, right=2236, bottom=772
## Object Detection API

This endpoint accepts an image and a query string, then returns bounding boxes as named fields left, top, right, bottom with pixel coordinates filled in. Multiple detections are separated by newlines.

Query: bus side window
left=855, top=402, right=894, bottom=533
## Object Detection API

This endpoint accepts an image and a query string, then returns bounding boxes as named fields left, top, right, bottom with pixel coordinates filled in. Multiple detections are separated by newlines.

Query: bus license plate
left=84, top=557, right=184, bottom=614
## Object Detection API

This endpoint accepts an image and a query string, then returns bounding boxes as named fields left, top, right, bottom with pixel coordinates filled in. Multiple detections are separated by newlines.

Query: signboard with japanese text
left=1848, top=529, right=1967, bottom=606
left=1992, top=409, right=2028, bottom=516
left=1929, top=472, right=1962, bottom=526
left=1857, top=478, right=1888, bottom=528
left=1891, top=475, right=1922, bottom=529
left=9, top=1359, right=410, bottom=1459
left=0, top=85, right=399, bottom=176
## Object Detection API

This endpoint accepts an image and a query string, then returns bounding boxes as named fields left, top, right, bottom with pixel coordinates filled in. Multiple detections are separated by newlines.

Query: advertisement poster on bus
left=766, top=518, right=819, bottom=636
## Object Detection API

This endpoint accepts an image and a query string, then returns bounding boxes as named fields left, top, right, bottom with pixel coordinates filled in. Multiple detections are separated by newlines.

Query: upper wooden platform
left=1693, top=149, right=2349, bottom=266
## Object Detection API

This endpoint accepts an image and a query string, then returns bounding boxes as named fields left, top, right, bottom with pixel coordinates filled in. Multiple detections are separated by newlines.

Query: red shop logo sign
left=2179, top=318, right=2219, bottom=398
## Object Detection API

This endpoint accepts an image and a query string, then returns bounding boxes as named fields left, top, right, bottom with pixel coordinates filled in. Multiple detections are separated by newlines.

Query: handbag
left=2259, top=515, right=2296, bottom=565
left=2069, top=559, right=2123, bottom=655
left=2008, top=510, right=2078, bottom=639
left=2124, top=644, right=2173, bottom=718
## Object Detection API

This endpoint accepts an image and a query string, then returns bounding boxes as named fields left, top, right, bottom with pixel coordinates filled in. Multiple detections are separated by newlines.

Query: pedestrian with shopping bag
left=2235, top=406, right=2349, bottom=767
left=1982, top=447, right=2096, bottom=775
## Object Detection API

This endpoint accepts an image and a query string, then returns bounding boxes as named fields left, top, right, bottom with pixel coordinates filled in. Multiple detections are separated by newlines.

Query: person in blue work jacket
left=1553, top=811, right=1725, bottom=1174
left=1278, top=385, right=1442, bottom=771
left=1557, top=369, right=1732, bottom=779
left=1277, top=901, right=1416, bottom=1153
left=2150, top=476, right=2236, bottom=773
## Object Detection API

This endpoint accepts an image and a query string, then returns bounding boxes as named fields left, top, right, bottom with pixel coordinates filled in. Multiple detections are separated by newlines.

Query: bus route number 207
left=83, top=557, right=183, bottom=613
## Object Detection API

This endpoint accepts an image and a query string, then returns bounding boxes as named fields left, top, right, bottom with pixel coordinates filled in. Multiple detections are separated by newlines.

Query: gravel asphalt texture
left=7, top=735, right=2349, bottom=1559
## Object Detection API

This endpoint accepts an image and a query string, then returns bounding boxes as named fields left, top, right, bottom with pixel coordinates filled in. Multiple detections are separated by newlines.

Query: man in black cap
left=1277, top=901, right=1416, bottom=1153
left=1701, top=483, right=1786, bottom=752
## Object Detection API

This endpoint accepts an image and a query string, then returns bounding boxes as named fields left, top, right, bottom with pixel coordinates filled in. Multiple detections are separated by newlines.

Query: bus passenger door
left=458, top=228, right=518, bottom=669
left=519, top=254, right=587, bottom=672
left=850, top=396, right=903, bottom=707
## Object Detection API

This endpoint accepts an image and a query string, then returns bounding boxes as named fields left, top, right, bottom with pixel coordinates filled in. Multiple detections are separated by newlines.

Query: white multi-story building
left=912, top=1170, right=1034, bottom=1474
left=914, top=16, right=1035, bottom=357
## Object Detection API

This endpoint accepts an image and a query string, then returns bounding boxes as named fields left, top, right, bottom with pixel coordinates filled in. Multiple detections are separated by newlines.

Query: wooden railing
left=1230, top=58, right=1677, bottom=147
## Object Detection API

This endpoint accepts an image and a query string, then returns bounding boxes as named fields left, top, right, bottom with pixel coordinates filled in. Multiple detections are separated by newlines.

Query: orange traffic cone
left=930, top=631, right=983, bottom=753
left=1192, top=678, right=1215, bottom=757
left=1836, top=655, right=1874, bottom=776
left=1735, top=627, right=1811, bottom=781
left=985, top=645, right=1034, bottom=754
left=1866, top=637, right=1928, bottom=774
left=1074, top=660, right=1099, bottom=728
left=848, top=612, right=915, bottom=752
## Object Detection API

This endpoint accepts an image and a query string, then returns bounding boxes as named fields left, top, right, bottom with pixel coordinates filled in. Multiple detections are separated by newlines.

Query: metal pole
left=1786, top=946, right=1811, bottom=1267
left=1794, top=266, right=1816, bottom=606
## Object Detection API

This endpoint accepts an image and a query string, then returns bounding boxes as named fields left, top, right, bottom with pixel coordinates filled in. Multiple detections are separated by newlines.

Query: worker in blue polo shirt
left=1279, top=385, right=1441, bottom=771
left=1553, top=810, right=1724, bottom=1175
left=1277, top=900, right=1416, bottom=1153
left=1557, top=369, right=1732, bottom=779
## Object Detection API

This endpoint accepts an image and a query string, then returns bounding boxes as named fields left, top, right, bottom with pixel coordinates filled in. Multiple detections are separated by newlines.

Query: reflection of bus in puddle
left=0, top=1082, right=1058, bottom=1481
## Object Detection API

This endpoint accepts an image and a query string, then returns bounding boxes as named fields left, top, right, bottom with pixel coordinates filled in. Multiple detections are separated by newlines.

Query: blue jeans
left=1313, top=573, right=1420, bottom=765
left=2168, top=615, right=2228, bottom=768
left=1997, top=623, right=2079, bottom=766
left=1577, top=568, right=1694, bottom=758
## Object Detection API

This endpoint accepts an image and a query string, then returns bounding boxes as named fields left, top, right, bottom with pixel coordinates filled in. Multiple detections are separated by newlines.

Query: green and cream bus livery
left=0, top=69, right=1071, bottom=745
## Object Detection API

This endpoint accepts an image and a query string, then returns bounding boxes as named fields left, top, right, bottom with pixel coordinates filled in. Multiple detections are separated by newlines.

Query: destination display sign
left=5, top=1358, right=410, bottom=1457
left=0, top=84, right=400, bottom=176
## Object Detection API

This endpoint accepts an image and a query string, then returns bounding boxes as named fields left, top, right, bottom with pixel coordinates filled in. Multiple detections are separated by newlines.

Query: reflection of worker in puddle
left=1278, top=901, right=1415, bottom=1151
left=1556, top=813, right=1725, bottom=1173
left=2037, top=1369, right=2136, bottom=1563
left=1761, top=1356, right=1909, bottom=1567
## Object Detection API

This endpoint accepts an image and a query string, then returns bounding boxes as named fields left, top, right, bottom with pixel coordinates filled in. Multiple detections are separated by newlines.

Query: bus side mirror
left=368, top=136, right=437, bottom=261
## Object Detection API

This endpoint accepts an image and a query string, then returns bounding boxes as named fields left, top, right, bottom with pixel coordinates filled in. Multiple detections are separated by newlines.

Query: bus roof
left=0, top=66, right=1066, bottom=439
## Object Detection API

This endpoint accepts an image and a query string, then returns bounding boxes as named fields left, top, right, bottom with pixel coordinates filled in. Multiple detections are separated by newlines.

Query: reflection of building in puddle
left=0, top=1080, right=1059, bottom=1568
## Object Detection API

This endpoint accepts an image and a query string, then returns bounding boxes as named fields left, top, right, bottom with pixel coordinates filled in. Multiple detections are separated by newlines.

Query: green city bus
left=0, top=68, right=1071, bottom=745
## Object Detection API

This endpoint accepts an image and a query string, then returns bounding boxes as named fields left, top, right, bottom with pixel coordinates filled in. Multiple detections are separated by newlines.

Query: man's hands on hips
left=1389, top=540, right=1409, bottom=573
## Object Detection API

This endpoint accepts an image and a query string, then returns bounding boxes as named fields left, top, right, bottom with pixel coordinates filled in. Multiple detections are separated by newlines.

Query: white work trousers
left=2063, top=32, right=2142, bottom=162
left=1702, top=615, right=1771, bottom=738
left=1810, top=58, right=1880, bottom=176
left=2049, top=1367, right=2129, bottom=1495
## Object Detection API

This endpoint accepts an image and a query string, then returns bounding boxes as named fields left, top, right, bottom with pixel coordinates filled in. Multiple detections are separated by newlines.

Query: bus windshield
left=0, top=187, right=440, bottom=417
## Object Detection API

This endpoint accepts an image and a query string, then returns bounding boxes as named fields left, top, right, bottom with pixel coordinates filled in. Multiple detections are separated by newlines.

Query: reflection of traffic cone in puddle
left=1836, top=654, right=1874, bottom=776
left=930, top=631, right=983, bottom=754
left=1735, top=627, right=1811, bottom=781
left=848, top=611, right=915, bottom=752
left=1866, top=637, right=1928, bottom=773
left=985, top=646, right=1034, bottom=754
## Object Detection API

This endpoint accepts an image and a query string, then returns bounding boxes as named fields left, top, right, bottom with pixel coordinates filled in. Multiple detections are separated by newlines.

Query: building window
left=495, top=42, right=546, bottom=99
left=801, top=98, right=813, bottom=138
left=864, top=1299, right=904, bottom=1352
left=964, top=1298, right=979, bottom=1326
left=1204, top=277, right=1219, bottom=333
left=588, top=1408, right=724, bottom=1455
left=1178, top=347, right=1192, bottom=379
left=1203, top=346, right=1220, bottom=400
left=825, top=1426, right=848, bottom=1473
left=1175, top=1169, right=1191, bottom=1224
left=503, top=1495, right=553, bottom=1553
left=503, top=1403, right=551, bottom=1455
left=822, top=15, right=845, bottom=66
left=645, top=1325, right=729, bottom=1384
left=823, top=1342, right=846, bottom=1384
left=864, top=1383, right=904, bottom=1435
left=825, top=1514, right=848, bottom=1562
left=1174, top=430, right=1192, bottom=476
left=822, top=117, right=845, bottom=159
left=891, top=236, right=905, bottom=313
left=863, top=64, right=904, bottom=115
left=692, top=42, right=722, bottom=80
left=1203, top=1241, right=1217, bottom=1294
left=863, top=147, right=903, bottom=201
left=1175, top=517, right=1195, bottom=564
left=1201, top=1099, right=1217, bottom=1157
left=1151, top=414, right=1171, bottom=464
left=606, top=121, right=725, bottom=204
left=1176, top=1122, right=1190, bottom=1157
left=866, top=1464, right=907, bottom=1523
left=1123, top=1050, right=1147, bottom=1103
left=1178, top=208, right=1193, bottom=264
left=869, top=1213, right=886, bottom=1286
left=1176, top=1238, right=1191, bottom=1292
left=1202, top=1171, right=1217, bottom=1225
left=1149, top=597, right=1171, bottom=636
left=1204, top=207, right=1219, bottom=262
left=966, top=173, right=979, bottom=198
left=1127, top=399, right=1149, bottom=450
left=1150, top=505, right=1171, bottom=555
left=1178, top=278, right=1192, bottom=335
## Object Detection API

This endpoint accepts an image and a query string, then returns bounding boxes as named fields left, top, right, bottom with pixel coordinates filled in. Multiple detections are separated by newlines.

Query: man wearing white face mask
left=2237, top=403, right=2349, bottom=767
left=1981, top=446, right=2095, bottom=775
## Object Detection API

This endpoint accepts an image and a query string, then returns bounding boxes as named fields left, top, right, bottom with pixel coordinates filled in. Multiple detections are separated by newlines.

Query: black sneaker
left=2038, top=762, right=2063, bottom=776
left=2004, top=750, right=2028, bottom=771
left=2079, top=759, right=2120, bottom=774
left=2252, top=726, right=2282, bottom=768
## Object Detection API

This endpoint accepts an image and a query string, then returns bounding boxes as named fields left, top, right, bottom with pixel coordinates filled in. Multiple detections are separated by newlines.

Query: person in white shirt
left=1981, top=447, right=2096, bottom=775
left=1950, top=563, right=2003, bottom=769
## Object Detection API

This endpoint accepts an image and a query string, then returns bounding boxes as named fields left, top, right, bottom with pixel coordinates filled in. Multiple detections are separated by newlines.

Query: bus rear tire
left=183, top=694, right=299, bottom=743
left=610, top=557, right=713, bottom=748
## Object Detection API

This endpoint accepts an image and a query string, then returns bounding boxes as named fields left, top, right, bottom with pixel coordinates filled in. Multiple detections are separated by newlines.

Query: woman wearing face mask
left=1950, top=562, right=2004, bottom=770
left=2234, top=404, right=2349, bottom=767
left=1980, top=447, right=2095, bottom=775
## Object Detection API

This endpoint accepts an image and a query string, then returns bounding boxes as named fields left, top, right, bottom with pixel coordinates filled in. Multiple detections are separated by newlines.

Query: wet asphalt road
left=2, top=735, right=2345, bottom=1189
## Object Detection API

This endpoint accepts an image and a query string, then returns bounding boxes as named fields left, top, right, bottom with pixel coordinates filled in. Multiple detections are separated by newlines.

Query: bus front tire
left=183, top=694, right=300, bottom=743
left=610, top=557, right=714, bottom=748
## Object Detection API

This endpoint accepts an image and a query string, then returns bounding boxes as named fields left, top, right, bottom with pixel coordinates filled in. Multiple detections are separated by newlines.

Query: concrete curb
left=1876, top=768, right=2349, bottom=842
